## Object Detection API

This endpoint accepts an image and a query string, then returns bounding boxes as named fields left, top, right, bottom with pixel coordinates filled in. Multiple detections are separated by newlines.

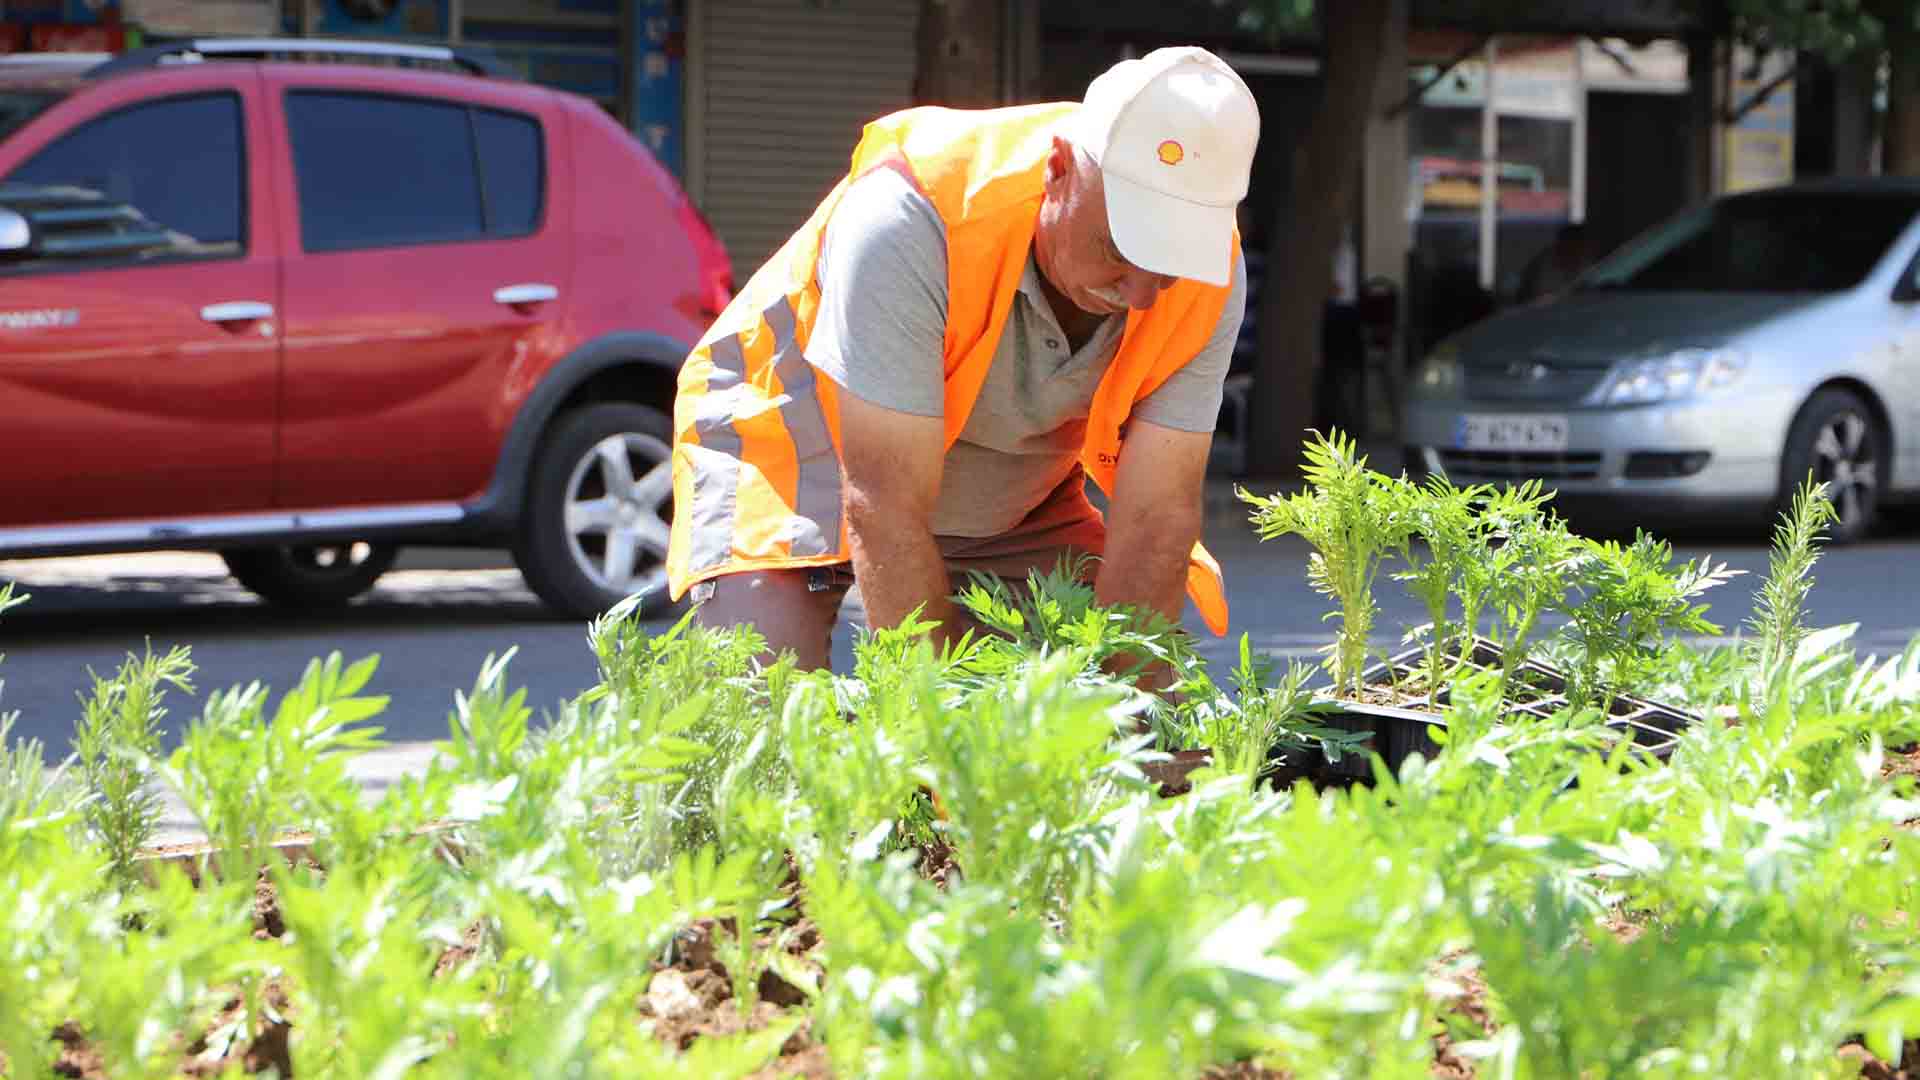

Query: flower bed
left=1218, top=432, right=1795, bottom=783
left=1305, top=635, right=1702, bottom=780
left=4, top=437, right=1920, bottom=1077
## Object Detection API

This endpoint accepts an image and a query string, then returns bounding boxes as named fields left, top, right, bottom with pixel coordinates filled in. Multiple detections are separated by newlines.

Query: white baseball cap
left=1063, top=47, right=1259, bottom=288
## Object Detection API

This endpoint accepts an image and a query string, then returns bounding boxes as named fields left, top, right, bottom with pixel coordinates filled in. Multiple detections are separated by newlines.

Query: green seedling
left=1557, top=532, right=1739, bottom=711
left=1747, top=473, right=1838, bottom=694
left=0, top=586, right=89, bottom=867
left=1214, top=639, right=1323, bottom=777
left=1472, top=482, right=1580, bottom=698
left=73, top=643, right=194, bottom=887
left=162, top=652, right=389, bottom=883
left=1389, top=474, right=1488, bottom=701
left=0, top=712, right=85, bottom=874
left=1242, top=429, right=1415, bottom=697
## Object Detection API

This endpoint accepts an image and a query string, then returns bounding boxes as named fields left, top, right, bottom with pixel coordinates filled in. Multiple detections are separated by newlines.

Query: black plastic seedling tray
left=1305, top=636, right=1699, bottom=779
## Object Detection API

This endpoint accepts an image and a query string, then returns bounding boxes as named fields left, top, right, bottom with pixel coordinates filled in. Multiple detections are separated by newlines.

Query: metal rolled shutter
left=691, top=0, right=919, bottom=283
left=122, top=0, right=278, bottom=36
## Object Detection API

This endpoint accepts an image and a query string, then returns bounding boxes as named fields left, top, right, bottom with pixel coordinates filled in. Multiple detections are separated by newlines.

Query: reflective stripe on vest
left=667, top=102, right=1237, bottom=636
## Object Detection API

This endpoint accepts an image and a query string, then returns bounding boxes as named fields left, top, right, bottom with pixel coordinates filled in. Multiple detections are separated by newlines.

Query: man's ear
left=1045, top=135, right=1074, bottom=191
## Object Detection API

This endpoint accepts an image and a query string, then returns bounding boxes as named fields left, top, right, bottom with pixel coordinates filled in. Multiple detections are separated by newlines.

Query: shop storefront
left=0, top=0, right=137, bottom=53
left=268, top=0, right=686, bottom=176
left=1406, top=34, right=1690, bottom=322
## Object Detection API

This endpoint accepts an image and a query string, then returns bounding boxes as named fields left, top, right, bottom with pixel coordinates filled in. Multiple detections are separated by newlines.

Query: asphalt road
left=6, top=494, right=1920, bottom=840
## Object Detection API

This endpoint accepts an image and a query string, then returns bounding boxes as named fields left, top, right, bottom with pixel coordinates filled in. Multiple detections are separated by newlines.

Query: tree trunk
left=1245, top=0, right=1397, bottom=478
left=914, top=0, right=1003, bottom=108
left=1885, top=18, right=1920, bottom=174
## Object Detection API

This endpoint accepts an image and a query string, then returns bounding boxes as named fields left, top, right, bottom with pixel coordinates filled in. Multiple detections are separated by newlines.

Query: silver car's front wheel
left=1781, top=388, right=1884, bottom=544
left=515, top=402, right=678, bottom=619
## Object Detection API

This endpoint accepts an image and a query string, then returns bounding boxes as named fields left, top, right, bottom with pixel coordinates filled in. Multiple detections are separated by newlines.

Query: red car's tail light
left=675, top=197, right=734, bottom=318
left=704, top=263, right=734, bottom=319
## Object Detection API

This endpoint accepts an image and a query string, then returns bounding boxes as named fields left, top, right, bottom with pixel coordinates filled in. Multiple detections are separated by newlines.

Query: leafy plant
left=1157, top=637, right=1363, bottom=779
left=953, top=553, right=1206, bottom=694
left=0, top=586, right=87, bottom=869
left=445, top=646, right=535, bottom=779
left=73, top=643, right=194, bottom=886
left=0, top=712, right=84, bottom=873
left=909, top=647, right=1149, bottom=916
left=1389, top=474, right=1488, bottom=700
left=576, top=601, right=782, bottom=863
left=1213, top=641, right=1322, bottom=775
left=161, top=652, right=389, bottom=881
left=1471, top=482, right=1582, bottom=698
left=1556, top=532, right=1740, bottom=710
left=0, top=582, right=20, bottom=626
left=1242, top=429, right=1415, bottom=696
left=1747, top=474, right=1839, bottom=692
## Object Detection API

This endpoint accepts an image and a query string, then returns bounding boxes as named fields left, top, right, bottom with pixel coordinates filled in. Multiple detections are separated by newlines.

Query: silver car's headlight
left=1601, top=349, right=1746, bottom=405
left=1409, top=344, right=1463, bottom=398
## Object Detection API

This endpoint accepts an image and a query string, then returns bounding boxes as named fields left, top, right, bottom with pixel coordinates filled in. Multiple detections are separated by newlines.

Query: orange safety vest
left=666, top=102, right=1236, bottom=635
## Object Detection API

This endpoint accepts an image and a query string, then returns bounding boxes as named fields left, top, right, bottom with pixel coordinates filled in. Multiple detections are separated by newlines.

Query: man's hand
left=838, top=390, right=973, bottom=650
left=1096, top=417, right=1210, bottom=688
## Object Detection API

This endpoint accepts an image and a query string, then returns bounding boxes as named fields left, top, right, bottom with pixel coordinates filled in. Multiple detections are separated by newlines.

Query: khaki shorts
left=689, top=472, right=1107, bottom=670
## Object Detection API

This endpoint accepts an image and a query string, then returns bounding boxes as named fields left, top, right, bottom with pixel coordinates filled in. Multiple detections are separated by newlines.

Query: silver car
left=1401, top=179, right=1920, bottom=541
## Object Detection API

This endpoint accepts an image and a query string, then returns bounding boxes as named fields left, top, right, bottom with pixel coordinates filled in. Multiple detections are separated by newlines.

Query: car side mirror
left=0, top=207, right=34, bottom=260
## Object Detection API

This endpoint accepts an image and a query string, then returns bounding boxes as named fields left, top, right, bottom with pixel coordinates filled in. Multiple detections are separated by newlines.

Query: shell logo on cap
left=1157, top=140, right=1184, bottom=166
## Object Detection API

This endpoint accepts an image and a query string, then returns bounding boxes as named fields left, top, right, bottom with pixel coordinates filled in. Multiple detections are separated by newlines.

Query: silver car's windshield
left=1578, top=191, right=1920, bottom=294
left=0, top=91, right=59, bottom=144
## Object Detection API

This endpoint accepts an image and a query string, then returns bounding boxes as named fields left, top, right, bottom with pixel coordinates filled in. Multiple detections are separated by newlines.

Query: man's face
left=1035, top=136, right=1177, bottom=316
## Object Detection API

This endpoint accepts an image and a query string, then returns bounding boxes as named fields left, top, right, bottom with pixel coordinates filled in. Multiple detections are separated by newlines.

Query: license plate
left=1455, top=414, right=1569, bottom=452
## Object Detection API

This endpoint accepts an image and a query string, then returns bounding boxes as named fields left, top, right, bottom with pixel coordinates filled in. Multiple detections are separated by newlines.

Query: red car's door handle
left=200, top=301, right=274, bottom=325
left=493, top=283, right=559, bottom=308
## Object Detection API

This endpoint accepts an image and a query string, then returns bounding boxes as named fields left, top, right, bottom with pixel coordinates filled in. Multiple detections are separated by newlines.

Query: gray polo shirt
left=806, top=168, right=1246, bottom=538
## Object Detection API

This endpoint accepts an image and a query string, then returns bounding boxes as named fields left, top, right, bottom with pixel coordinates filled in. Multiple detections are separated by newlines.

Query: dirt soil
left=1345, top=684, right=1435, bottom=709
left=915, top=839, right=960, bottom=890
left=1885, top=744, right=1920, bottom=835
left=1201, top=1063, right=1292, bottom=1078
left=50, top=1022, right=104, bottom=1079
left=644, top=916, right=829, bottom=1079
left=1429, top=954, right=1495, bottom=1080
left=1192, top=956, right=1493, bottom=1079
left=1841, top=1040, right=1920, bottom=1078
left=48, top=867, right=301, bottom=1080
left=178, top=986, right=294, bottom=1079
left=1883, top=743, right=1920, bottom=783
left=1600, top=910, right=1647, bottom=945
left=50, top=983, right=294, bottom=1080
left=253, top=870, right=286, bottom=940
left=432, top=919, right=489, bottom=979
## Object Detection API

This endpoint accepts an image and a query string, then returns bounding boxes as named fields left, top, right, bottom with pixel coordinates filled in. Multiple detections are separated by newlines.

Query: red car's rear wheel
left=222, top=542, right=398, bottom=608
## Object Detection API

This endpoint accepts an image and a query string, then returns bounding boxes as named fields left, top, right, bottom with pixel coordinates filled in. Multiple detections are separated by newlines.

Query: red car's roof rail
left=89, top=38, right=511, bottom=80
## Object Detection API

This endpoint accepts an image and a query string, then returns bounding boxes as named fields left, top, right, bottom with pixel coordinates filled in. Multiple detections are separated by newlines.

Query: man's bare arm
left=838, top=391, right=968, bottom=646
left=1096, top=417, right=1210, bottom=626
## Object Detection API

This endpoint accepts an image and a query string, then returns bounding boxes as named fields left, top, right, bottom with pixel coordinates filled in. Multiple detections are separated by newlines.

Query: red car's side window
left=284, top=89, right=544, bottom=254
left=471, top=106, right=544, bottom=235
left=2, top=91, right=246, bottom=269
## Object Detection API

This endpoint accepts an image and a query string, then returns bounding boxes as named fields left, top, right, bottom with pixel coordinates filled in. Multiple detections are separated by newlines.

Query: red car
left=0, top=39, right=730, bottom=617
